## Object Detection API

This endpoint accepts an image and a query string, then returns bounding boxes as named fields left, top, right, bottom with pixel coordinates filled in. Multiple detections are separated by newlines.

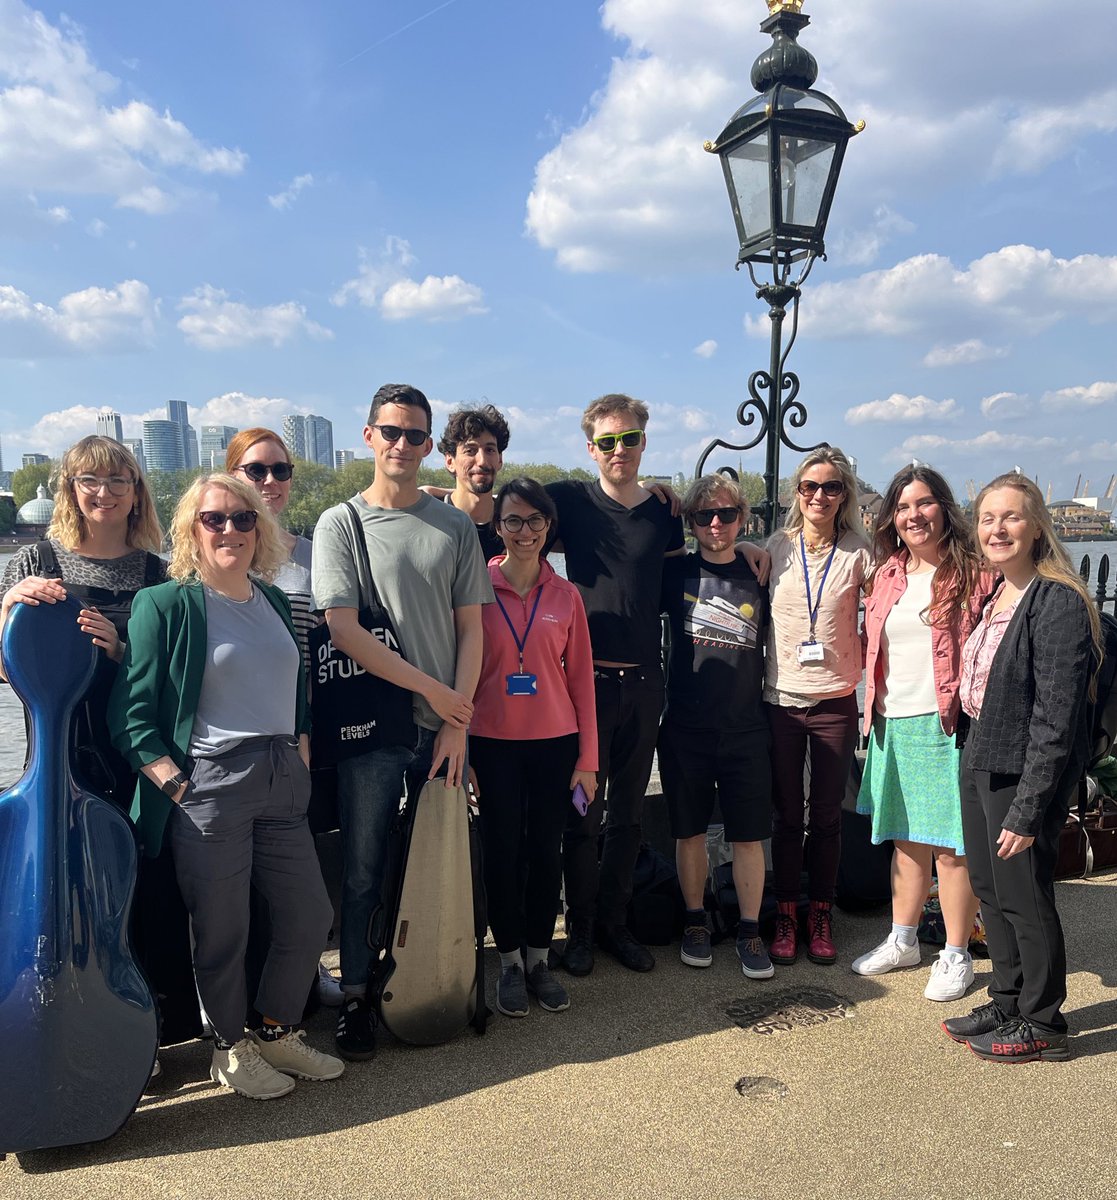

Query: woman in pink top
left=853, top=465, right=988, bottom=1002
left=470, top=477, right=598, bottom=1019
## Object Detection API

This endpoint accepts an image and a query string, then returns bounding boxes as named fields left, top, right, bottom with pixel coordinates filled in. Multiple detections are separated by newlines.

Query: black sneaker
left=941, top=999, right=1009, bottom=1044
left=496, top=964, right=529, bottom=1018
left=680, top=922, right=713, bottom=969
left=597, top=924, right=655, bottom=972
left=561, top=920, right=595, bottom=977
left=335, top=996, right=377, bottom=1062
left=966, top=1016, right=1070, bottom=1064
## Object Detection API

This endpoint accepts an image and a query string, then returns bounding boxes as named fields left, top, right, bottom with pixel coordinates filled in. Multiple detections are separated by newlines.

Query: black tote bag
left=309, top=501, right=416, bottom=767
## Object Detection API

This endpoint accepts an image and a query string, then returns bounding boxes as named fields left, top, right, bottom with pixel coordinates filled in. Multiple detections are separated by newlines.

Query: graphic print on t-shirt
left=683, top=580, right=759, bottom=650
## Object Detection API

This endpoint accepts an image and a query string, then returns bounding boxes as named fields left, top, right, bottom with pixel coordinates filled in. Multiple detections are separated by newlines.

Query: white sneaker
left=923, top=949, right=975, bottom=1002
left=851, top=934, right=921, bottom=976
left=317, top=962, right=344, bottom=1007
left=211, top=1039, right=295, bottom=1100
left=252, top=1028, right=345, bottom=1081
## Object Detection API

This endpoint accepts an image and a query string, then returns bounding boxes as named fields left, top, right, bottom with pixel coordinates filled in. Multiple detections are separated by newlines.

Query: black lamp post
left=696, top=0, right=862, bottom=534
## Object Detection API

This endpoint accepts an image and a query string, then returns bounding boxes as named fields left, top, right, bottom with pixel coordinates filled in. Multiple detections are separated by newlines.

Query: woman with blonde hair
left=109, top=473, right=342, bottom=1099
left=764, top=446, right=870, bottom=966
left=943, top=472, right=1098, bottom=1062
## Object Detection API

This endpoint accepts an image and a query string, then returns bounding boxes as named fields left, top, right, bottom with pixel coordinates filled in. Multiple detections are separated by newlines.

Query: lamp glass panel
left=726, top=130, right=772, bottom=240
left=779, top=136, right=835, bottom=230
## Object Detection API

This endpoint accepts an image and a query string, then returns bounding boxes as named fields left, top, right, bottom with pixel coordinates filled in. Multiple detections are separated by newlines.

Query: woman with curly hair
left=853, top=465, right=989, bottom=1001
left=108, top=473, right=342, bottom=1099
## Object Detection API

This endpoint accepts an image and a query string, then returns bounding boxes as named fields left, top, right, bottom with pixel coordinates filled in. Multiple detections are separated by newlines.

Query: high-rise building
left=182, top=425, right=200, bottom=470
left=335, top=449, right=355, bottom=470
left=22, top=453, right=49, bottom=468
left=124, top=439, right=145, bottom=473
left=282, top=414, right=307, bottom=462
left=305, top=415, right=334, bottom=468
left=96, top=411, right=123, bottom=442
left=199, top=424, right=238, bottom=470
left=142, top=420, right=185, bottom=472
left=166, top=400, right=189, bottom=428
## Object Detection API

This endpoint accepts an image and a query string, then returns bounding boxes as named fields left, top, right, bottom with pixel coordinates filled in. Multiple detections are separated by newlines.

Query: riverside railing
left=1079, top=553, right=1117, bottom=615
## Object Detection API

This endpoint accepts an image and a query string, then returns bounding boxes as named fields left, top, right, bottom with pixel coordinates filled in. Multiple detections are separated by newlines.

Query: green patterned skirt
left=856, top=712, right=965, bottom=854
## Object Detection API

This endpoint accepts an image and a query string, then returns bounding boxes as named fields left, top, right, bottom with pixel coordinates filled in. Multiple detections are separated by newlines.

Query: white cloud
left=333, top=238, right=488, bottom=323
left=0, top=277, right=156, bottom=355
left=829, top=205, right=916, bottom=268
left=268, top=172, right=314, bottom=211
left=176, top=285, right=334, bottom=350
left=1065, top=442, right=1117, bottom=466
left=922, top=339, right=1007, bottom=368
left=165, top=392, right=311, bottom=430
left=980, top=391, right=1030, bottom=419
left=86, top=216, right=107, bottom=237
left=692, top=339, right=717, bottom=359
left=845, top=393, right=959, bottom=426
left=0, top=1, right=245, bottom=213
left=1040, top=381, right=1117, bottom=411
left=896, top=430, right=1060, bottom=458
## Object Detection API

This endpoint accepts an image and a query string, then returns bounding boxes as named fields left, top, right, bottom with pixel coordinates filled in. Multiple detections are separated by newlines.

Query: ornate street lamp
left=696, top=0, right=863, bottom=534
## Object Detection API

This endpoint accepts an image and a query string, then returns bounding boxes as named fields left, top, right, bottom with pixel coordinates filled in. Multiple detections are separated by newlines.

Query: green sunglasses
left=591, top=429, right=644, bottom=454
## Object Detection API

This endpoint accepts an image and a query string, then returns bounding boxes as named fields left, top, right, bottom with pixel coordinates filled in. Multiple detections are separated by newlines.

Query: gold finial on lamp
left=767, top=0, right=805, bottom=14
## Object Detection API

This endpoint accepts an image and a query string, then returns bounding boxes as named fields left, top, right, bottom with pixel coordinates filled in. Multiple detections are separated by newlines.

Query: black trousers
left=961, top=737, right=1071, bottom=1034
left=471, top=733, right=579, bottom=953
left=563, top=665, right=663, bottom=929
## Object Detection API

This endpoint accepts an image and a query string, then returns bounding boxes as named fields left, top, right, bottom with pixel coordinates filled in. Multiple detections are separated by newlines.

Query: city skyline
left=0, top=1, right=1113, bottom=500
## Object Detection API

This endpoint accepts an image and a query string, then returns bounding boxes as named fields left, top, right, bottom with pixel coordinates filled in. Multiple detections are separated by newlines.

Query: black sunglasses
left=237, top=461, right=293, bottom=483
left=197, top=510, right=259, bottom=534
left=591, top=429, right=643, bottom=454
left=797, top=480, right=845, bottom=498
left=371, top=424, right=429, bottom=447
left=691, top=507, right=741, bottom=527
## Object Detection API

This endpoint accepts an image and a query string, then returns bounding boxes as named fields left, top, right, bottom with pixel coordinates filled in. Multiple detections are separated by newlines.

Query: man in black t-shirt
left=659, top=476, right=773, bottom=980
left=436, top=405, right=510, bottom=562
left=547, top=393, right=685, bottom=974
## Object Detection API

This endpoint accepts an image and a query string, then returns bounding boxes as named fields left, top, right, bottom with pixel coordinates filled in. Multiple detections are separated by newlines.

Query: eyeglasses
left=691, top=507, right=741, bottom=527
left=591, top=429, right=644, bottom=454
left=196, top=510, right=259, bottom=534
left=499, top=513, right=548, bottom=533
left=72, top=475, right=134, bottom=497
left=236, top=461, right=293, bottom=483
left=371, top=424, right=429, bottom=447
left=797, top=480, right=845, bottom=499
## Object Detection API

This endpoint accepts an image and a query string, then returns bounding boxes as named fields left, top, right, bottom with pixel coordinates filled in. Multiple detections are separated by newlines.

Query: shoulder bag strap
left=342, top=500, right=387, bottom=611
left=142, top=552, right=164, bottom=587
left=34, top=539, right=61, bottom=579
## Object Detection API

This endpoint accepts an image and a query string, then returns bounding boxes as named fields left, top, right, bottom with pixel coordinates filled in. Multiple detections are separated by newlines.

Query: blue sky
left=1, top=0, right=1116, bottom=502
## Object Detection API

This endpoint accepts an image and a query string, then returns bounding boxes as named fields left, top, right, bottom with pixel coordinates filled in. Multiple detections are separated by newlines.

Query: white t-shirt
left=876, top=570, right=938, bottom=718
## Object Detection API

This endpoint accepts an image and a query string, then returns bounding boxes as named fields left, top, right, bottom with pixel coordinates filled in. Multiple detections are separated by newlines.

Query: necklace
left=803, top=537, right=834, bottom=554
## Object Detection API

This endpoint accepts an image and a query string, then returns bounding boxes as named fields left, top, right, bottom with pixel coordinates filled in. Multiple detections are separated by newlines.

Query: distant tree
left=0, top=496, right=15, bottom=534
left=501, top=462, right=595, bottom=485
left=12, top=462, right=55, bottom=508
left=148, top=468, right=204, bottom=533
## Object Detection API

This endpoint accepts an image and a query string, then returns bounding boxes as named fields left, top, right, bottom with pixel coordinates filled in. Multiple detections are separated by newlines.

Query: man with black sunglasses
left=311, top=383, right=493, bottom=1061
left=545, top=393, right=685, bottom=975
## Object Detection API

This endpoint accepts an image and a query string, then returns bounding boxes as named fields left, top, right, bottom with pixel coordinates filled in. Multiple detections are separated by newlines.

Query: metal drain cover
left=727, top=986, right=854, bottom=1034
left=735, top=1075, right=790, bottom=1100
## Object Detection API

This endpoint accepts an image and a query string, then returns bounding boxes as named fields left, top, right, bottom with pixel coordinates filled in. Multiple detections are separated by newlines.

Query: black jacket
left=966, top=578, right=1094, bottom=836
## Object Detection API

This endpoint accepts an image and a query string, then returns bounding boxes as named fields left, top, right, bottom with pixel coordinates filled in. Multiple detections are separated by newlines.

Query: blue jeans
left=336, top=729, right=433, bottom=991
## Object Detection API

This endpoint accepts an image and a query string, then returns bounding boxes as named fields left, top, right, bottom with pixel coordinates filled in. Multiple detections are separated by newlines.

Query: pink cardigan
left=861, top=553, right=994, bottom=738
left=471, top=558, right=598, bottom=772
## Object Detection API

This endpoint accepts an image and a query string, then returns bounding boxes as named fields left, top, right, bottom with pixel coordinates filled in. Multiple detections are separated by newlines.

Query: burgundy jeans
left=767, top=693, right=859, bottom=903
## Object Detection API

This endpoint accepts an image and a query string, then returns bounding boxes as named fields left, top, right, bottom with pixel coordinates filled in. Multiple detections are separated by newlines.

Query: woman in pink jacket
left=470, top=477, right=598, bottom=1020
left=853, top=465, right=989, bottom=1001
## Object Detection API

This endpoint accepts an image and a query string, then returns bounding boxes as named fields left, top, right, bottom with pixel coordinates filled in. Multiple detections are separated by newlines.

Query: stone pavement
left=4, top=870, right=1116, bottom=1200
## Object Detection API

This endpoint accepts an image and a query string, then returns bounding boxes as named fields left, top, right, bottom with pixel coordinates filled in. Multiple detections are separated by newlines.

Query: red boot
left=769, top=901, right=798, bottom=965
left=807, top=900, right=836, bottom=965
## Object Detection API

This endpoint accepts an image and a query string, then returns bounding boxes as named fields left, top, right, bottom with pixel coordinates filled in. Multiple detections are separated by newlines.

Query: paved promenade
left=4, top=868, right=1116, bottom=1200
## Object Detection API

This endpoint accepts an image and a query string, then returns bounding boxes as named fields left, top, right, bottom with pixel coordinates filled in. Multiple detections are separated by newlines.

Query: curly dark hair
left=437, top=405, right=511, bottom=456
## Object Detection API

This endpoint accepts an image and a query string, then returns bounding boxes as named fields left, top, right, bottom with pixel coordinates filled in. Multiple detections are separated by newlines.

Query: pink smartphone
left=572, top=783, right=590, bottom=816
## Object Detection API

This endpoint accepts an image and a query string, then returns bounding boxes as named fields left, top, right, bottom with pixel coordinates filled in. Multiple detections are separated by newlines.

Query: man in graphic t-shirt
left=659, top=475, right=773, bottom=980
left=546, top=394, right=685, bottom=974
left=435, top=405, right=510, bottom=563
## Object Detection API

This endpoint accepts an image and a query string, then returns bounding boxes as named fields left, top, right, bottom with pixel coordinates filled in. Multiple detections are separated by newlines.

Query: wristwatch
left=161, top=772, right=189, bottom=797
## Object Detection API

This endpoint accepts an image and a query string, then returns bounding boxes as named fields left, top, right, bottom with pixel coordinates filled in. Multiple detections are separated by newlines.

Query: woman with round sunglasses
left=469, top=477, right=598, bottom=1018
left=108, top=473, right=342, bottom=1099
left=943, top=474, right=1098, bottom=1063
left=764, top=446, right=870, bottom=966
left=853, top=465, right=988, bottom=1001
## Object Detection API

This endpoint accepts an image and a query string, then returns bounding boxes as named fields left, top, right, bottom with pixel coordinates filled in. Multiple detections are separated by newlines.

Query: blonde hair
left=783, top=446, right=864, bottom=542
left=683, top=474, right=749, bottom=525
left=167, top=473, right=287, bottom=584
left=47, top=436, right=163, bottom=553
left=580, top=393, right=649, bottom=440
left=975, top=472, right=1102, bottom=688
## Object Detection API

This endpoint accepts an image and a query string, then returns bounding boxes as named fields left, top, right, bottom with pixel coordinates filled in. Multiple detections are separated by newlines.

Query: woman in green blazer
left=109, top=473, right=341, bottom=1101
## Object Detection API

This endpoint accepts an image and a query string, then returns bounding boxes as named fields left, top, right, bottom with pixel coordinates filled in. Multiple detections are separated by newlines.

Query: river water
left=2, top=541, right=1115, bottom=790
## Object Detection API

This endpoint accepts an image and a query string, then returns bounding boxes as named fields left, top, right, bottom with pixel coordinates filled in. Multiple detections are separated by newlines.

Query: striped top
left=272, top=534, right=316, bottom=673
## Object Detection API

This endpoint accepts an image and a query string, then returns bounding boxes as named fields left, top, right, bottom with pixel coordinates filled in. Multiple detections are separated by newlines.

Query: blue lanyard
left=494, top=585, right=544, bottom=673
left=799, top=533, right=838, bottom=641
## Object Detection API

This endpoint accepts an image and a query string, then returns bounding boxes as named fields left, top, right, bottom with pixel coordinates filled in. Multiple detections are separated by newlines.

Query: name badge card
left=506, top=672, right=538, bottom=696
left=797, top=640, right=825, bottom=665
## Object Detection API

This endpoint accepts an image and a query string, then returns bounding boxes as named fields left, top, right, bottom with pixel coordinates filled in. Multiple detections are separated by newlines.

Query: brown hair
left=580, top=393, right=649, bottom=440
left=224, top=427, right=291, bottom=473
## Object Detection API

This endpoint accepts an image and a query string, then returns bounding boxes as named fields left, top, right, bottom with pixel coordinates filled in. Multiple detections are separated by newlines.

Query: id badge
left=797, top=640, right=825, bottom=665
left=506, top=672, right=538, bottom=696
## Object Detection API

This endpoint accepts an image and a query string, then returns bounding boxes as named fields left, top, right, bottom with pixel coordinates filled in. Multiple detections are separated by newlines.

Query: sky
left=1, top=0, right=1115, bottom=502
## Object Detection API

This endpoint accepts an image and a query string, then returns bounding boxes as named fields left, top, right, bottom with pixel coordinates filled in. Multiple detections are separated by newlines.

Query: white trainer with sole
left=211, top=1038, right=295, bottom=1100
left=851, top=934, right=921, bottom=976
left=252, top=1028, right=345, bottom=1080
left=923, top=948, right=975, bottom=1001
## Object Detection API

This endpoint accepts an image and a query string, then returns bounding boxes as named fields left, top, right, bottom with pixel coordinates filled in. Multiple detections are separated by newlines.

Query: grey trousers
left=170, top=735, right=333, bottom=1045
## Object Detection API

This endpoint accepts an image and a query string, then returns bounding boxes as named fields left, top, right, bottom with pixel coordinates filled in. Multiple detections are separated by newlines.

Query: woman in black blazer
left=944, top=473, right=1099, bottom=1062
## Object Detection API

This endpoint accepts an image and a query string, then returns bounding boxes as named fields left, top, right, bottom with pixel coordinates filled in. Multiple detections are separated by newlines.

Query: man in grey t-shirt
left=311, top=383, right=493, bottom=1062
